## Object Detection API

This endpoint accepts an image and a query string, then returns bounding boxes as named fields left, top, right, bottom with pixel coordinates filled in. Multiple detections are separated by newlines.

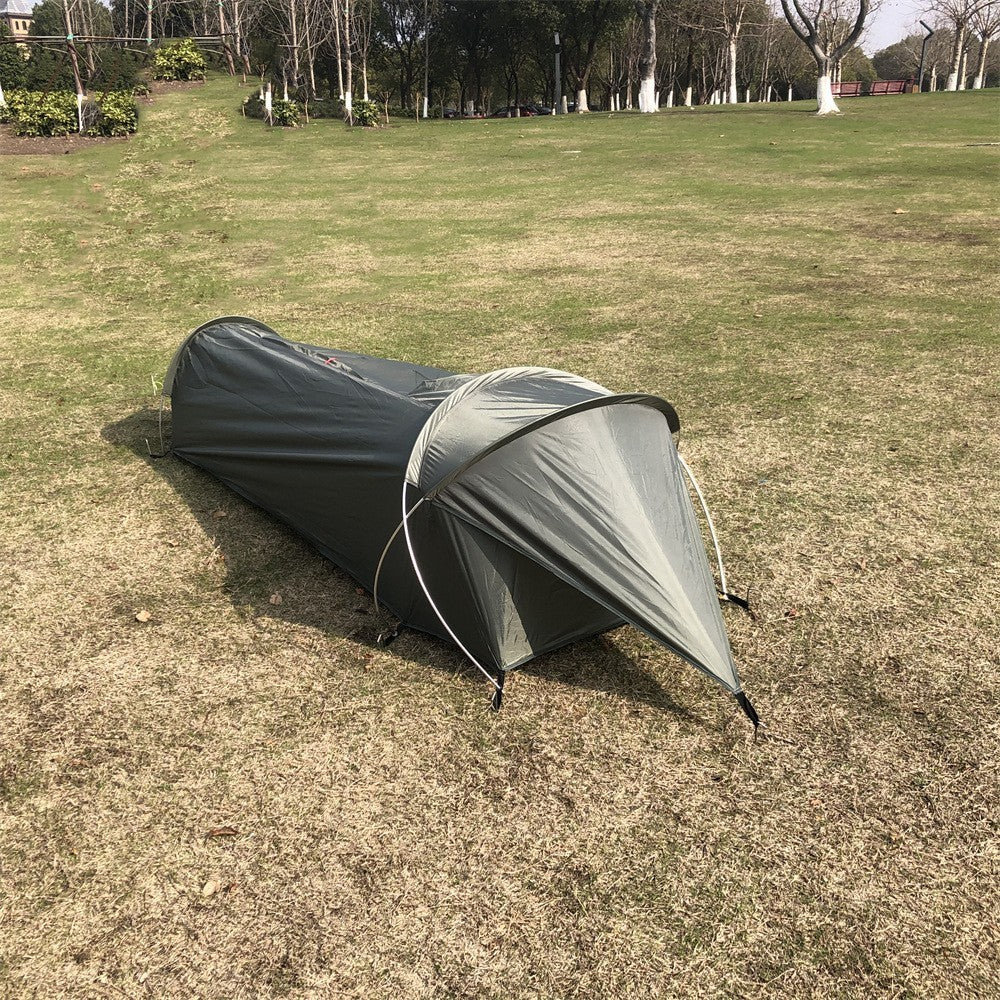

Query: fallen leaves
left=134, top=609, right=151, bottom=623
left=206, top=826, right=239, bottom=839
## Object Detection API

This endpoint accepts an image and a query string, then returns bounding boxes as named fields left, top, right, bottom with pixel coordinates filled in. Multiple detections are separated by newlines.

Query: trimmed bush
left=2, top=89, right=138, bottom=137
left=152, top=39, right=206, bottom=82
left=242, top=92, right=301, bottom=127
left=88, top=91, right=139, bottom=136
left=3, top=90, right=78, bottom=136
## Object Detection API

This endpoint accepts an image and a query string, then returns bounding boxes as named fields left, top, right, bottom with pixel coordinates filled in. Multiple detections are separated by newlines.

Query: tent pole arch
left=397, top=382, right=744, bottom=693
left=399, top=480, right=503, bottom=694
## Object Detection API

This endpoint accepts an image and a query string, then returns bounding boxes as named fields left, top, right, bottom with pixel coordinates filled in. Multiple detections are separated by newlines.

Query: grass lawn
left=1, top=79, right=998, bottom=998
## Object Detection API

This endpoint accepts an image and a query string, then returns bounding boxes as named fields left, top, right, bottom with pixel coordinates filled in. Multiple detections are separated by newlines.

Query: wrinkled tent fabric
left=164, top=316, right=756, bottom=719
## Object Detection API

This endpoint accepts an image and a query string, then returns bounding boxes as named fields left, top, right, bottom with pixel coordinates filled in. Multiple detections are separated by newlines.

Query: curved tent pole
left=399, top=480, right=504, bottom=698
left=372, top=520, right=405, bottom=615
left=676, top=453, right=729, bottom=595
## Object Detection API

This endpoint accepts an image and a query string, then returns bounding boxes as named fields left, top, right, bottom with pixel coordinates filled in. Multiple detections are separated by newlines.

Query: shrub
left=351, top=99, right=379, bottom=127
left=241, top=91, right=301, bottom=127
left=87, top=91, right=139, bottom=136
left=300, top=96, right=341, bottom=119
left=3, top=89, right=78, bottom=136
left=152, top=39, right=206, bottom=81
left=2, top=89, right=138, bottom=137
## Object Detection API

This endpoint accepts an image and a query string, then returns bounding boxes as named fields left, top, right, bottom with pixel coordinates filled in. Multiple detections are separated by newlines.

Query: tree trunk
left=636, top=0, right=657, bottom=113
left=576, top=86, right=589, bottom=112
left=816, top=66, right=839, bottom=114
left=726, top=35, right=738, bottom=104
left=972, top=38, right=989, bottom=89
left=957, top=46, right=968, bottom=89
left=343, top=0, right=353, bottom=117
left=332, top=0, right=344, bottom=98
left=218, top=0, right=236, bottom=75
left=946, top=23, right=966, bottom=90
left=289, top=0, right=300, bottom=95
left=62, top=0, right=85, bottom=104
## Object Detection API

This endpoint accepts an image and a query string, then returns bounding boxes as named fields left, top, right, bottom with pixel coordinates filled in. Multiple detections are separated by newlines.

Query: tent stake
left=490, top=672, right=505, bottom=711
left=735, top=691, right=762, bottom=731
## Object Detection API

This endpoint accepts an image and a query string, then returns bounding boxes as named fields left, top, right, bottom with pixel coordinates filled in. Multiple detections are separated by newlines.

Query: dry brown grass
left=1, top=80, right=999, bottom=999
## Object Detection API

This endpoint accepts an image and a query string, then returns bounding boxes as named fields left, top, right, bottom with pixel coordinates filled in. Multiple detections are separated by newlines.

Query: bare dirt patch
left=146, top=79, right=206, bottom=96
left=0, top=124, right=129, bottom=156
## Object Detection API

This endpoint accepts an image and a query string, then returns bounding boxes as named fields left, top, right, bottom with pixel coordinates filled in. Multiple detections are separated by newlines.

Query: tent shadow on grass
left=102, top=408, right=705, bottom=724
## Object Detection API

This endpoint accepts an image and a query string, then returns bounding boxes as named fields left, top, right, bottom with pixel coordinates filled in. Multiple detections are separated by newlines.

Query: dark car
left=526, top=103, right=553, bottom=116
left=489, top=105, right=537, bottom=118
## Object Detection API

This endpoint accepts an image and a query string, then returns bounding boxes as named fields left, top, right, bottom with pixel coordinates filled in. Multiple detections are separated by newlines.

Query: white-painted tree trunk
left=787, top=84, right=793, bottom=101
left=958, top=48, right=968, bottom=89
left=666, top=90, right=674, bottom=107
left=727, top=37, right=738, bottom=104
left=465, top=100, right=474, bottom=116
left=638, top=75, right=655, bottom=112
left=946, top=25, right=966, bottom=90
left=265, top=83, right=273, bottom=124
left=576, top=87, right=589, bottom=112
left=684, top=86, right=692, bottom=106
left=816, top=72, right=840, bottom=114
left=560, top=95, right=568, bottom=113
left=0, top=81, right=6, bottom=107
left=422, top=95, right=428, bottom=117
left=745, top=87, right=750, bottom=103
left=972, top=39, right=989, bottom=89
left=637, top=1, right=658, bottom=114
left=930, top=65, right=937, bottom=91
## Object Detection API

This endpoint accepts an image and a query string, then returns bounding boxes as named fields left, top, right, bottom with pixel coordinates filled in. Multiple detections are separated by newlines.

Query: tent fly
left=163, top=316, right=759, bottom=725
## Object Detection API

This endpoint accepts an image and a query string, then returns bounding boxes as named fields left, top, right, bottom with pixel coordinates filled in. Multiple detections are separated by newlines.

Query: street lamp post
left=554, top=32, right=561, bottom=113
left=917, top=20, right=935, bottom=93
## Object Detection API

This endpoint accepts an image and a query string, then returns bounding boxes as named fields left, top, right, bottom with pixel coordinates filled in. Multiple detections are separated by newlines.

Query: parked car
left=489, top=105, right=537, bottom=118
left=526, top=103, right=553, bottom=116
left=441, top=107, right=461, bottom=119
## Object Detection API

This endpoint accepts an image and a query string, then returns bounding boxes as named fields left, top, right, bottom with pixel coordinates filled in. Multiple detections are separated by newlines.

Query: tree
left=379, top=0, right=425, bottom=108
left=779, top=0, right=871, bottom=113
left=559, top=0, right=630, bottom=111
left=636, top=0, right=658, bottom=110
left=971, top=0, right=1000, bottom=87
left=934, top=0, right=976, bottom=88
left=0, top=23, right=27, bottom=94
left=872, top=34, right=922, bottom=79
left=718, top=0, right=749, bottom=102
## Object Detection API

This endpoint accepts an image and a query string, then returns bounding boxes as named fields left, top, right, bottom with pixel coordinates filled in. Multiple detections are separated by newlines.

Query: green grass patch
left=1, top=78, right=998, bottom=999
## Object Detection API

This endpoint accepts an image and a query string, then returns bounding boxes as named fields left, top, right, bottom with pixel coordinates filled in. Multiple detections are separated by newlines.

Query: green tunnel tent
left=163, top=316, right=759, bottom=724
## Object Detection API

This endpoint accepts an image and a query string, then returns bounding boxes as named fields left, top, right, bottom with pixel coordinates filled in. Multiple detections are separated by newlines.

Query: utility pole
left=554, top=31, right=561, bottom=113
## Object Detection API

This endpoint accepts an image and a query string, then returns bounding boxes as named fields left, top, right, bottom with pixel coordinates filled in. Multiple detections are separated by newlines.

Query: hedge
left=0, top=89, right=138, bottom=137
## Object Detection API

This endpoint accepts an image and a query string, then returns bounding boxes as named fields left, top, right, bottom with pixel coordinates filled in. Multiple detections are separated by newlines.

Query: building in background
left=1, top=0, right=34, bottom=46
